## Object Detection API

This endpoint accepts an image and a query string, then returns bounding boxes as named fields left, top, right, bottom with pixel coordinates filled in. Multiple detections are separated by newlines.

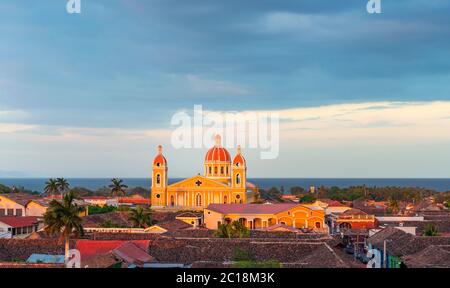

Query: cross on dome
left=214, top=134, right=222, bottom=147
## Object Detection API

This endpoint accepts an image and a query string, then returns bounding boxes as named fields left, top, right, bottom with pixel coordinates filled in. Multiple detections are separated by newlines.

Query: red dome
left=153, top=145, right=167, bottom=166
left=205, top=135, right=231, bottom=162
left=153, top=154, right=167, bottom=166
left=233, top=154, right=246, bottom=166
left=205, top=146, right=231, bottom=162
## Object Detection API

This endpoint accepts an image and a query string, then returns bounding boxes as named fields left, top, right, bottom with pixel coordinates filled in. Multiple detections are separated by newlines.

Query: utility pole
left=383, top=240, right=388, bottom=268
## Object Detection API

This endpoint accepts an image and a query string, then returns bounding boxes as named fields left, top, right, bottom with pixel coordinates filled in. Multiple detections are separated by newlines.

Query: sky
left=1, top=0, right=450, bottom=178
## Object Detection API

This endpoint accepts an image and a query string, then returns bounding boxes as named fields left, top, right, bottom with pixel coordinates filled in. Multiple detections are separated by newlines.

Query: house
left=0, top=193, right=33, bottom=216
left=315, top=199, right=351, bottom=215
left=402, top=245, right=450, bottom=268
left=81, top=196, right=118, bottom=207
left=175, top=212, right=203, bottom=228
left=204, top=203, right=326, bottom=231
left=75, top=240, right=151, bottom=268
left=26, top=198, right=88, bottom=217
left=329, top=208, right=377, bottom=234
left=0, top=216, right=40, bottom=239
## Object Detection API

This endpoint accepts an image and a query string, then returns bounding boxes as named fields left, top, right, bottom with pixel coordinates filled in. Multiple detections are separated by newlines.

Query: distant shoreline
left=1, top=178, right=449, bottom=193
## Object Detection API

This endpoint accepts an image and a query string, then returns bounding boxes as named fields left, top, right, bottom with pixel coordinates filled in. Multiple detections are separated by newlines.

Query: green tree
left=56, top=178, right=70, bottom=196
left=44, top=178, right=59, bottom=197
left=290, top=186, right=306, bottom=196
left=214, top=221, right=249, bottom=238
left=231, top=221, right=250, bottom=238
left=43, top=191, right=85, bottom=263
left=298, top=194, right=317, bottom=203
left=388, top=198, right=400, bottom=215
left=424, top=224, right=439, bottom=236
left=128, top=206, right=153, bottom=228
left=109, top=178, right=128, bottom=197
left=214, top=223, right=234, bottom=239
left=232, top=248, right=282, bottom=268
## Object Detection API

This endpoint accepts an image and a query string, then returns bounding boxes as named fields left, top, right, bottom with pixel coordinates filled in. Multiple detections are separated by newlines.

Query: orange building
left=204, top=203, right=326, bottom=231
left=151, top=135, right=258, bottom=209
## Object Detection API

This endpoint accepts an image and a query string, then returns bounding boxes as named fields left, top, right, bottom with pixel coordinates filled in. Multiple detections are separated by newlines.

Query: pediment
left=168, top=175, right=228, bottom=188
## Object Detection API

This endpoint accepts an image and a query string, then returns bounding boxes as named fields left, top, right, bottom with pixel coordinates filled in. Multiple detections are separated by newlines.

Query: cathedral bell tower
left=231, top=145, right=247, bottom=203
left=151, top=145, right=168, bottom=207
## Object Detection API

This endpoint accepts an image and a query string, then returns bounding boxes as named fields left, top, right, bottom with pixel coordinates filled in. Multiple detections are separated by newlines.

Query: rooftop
left=0, top=216, right=39, bottom=228
left=207, top=203, right=315, bottom=215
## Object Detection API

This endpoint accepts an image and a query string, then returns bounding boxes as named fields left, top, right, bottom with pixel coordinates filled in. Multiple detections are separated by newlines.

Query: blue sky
left=1, top=0, right=450, bottom=178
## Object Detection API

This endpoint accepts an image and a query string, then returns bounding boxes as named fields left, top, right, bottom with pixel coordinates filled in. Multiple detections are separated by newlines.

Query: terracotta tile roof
left=82, top=212, right=131, bottom=228
left=340, top=208, right=368, bottom=216
left=157, top=220, right=192, bottom=231
left=75, top=240, right=150, bottom=260
left=176, top=212, right=202, bottom=218
left=0, top=216, right=39, bottom=228
left=118, top=198, right=150, bottom=205
left=207, top=203, right=299, bottom=214
left=0, top=193, right=35, bottom=206
left=81, top=196, right=110, bottom=200
left=402, top=245, right=450, bottom=268
left=112, top=242, right=155, bottom=267
left=263, top=224, right=298, bottom=233
left=82, top=252, right=120, bottom=268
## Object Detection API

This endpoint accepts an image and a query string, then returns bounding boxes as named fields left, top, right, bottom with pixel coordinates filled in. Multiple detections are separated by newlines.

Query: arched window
left=236, top=174, right=241, bottom=185
left=170, top=195, right=175, bottom=207
left=156, top=174, right=161, bottom=184
left=214, top=166, right=218, bottom=174
left=223, top=195, right=228, bottom=204
left=209, top=166, right=212, bottom=175
left=226, top=166, right=229, bottom=175
left=196, top=194, right=202, bottom=206
left=220, top=166, right=224, bottom=174
left=315, top=222, right=321, bottom=229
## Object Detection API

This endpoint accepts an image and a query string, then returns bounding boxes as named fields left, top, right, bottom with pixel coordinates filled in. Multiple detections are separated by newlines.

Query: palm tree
left=424, top=224, right=439, bottom=236
left=388, top=198, right=400, bottom=215
left=56, top=178, right=70, bottom=196
left=214, top=221, right=249, bottom=238
left=43, top=191, right=85, bottom=264
left=44, top=178, right=59, bottom=197
left=128, top=207, right=153, bottom=228
left=109, top=178, right=128, bottom=197
left=214, top=223, right=234, bottom=239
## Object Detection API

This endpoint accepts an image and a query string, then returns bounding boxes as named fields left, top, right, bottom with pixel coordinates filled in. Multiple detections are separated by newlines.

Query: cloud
left=205, top=101, right=450, bottom=143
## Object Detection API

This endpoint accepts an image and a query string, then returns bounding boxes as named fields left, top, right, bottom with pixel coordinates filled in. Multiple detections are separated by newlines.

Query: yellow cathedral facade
left=151, top=135, right=259, bottom=209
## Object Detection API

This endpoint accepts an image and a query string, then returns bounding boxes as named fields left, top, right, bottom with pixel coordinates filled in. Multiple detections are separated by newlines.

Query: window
left=315, top=222, right=321, bottom=229
left=170, top=195, right=175, bottom=207
left=223, top=196, right=228, bottom=204
left=7, top=209, right=14, bottom=216
left=226, top=167, right=229, bottom=175
left=214, top=166, right=218, bottom=174
left=0, top=209, right=5, bottom=216
left=156, top=194, right=161, bottom=199
left=236, top=174, right=241, bottom=185
left=16, top=209, right=23, bottom=217
left=208, top=167, right=212, bottom=174
left=195, top=194, right=202, bottom=206
left=156, top=174, right=161, bottom=184
left=221, top=167, right=224, bottom=174
left=217, top=221, right=221, bottom=228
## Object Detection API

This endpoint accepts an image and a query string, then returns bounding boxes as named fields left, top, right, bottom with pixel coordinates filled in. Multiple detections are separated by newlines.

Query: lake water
left=1, top=178, right=449, bottom=193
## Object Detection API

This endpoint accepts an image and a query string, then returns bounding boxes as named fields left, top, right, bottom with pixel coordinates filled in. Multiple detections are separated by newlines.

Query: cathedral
left=151, top=135, right=259, bottom=209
